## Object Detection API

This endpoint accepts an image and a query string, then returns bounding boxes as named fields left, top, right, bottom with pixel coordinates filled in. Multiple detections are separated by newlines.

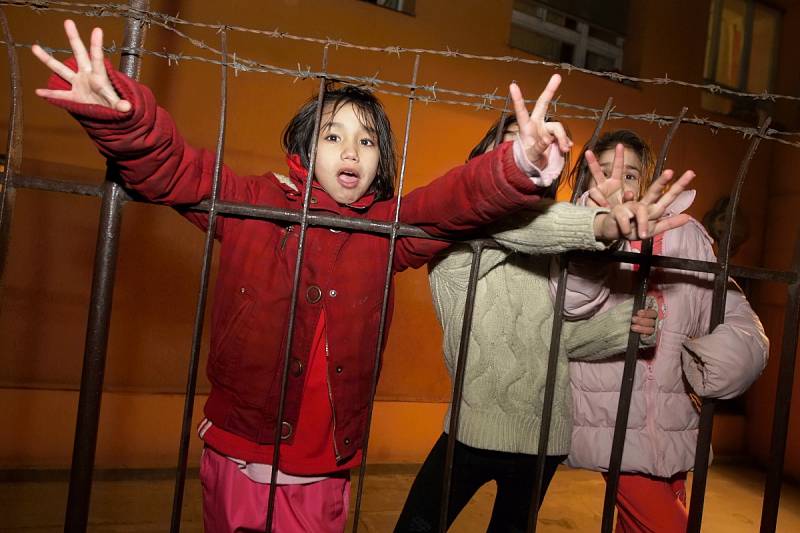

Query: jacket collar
left=276, top=154, right=377, bottom=212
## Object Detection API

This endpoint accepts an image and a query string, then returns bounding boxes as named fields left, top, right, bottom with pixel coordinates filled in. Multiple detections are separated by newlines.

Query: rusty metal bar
left=600, top=107, right=688, bottom=533
left=13, top=170, right=800, bottom=285
left=168, top=28, right=229, bottom=533
left=0, top=7, right=22, bottom=301
left=525, top=96, right=614, bottom=533
left=352, top=54, right=421, bottom=533
left=438, top=239, right=488, bottom=533
left=64, top=3, right=149, bottom=531
left=265, top=45, right=330, bottom=531
left=687, top=117, right=772, bottom=532
left=760, top=235, right=800, bottom=532
left=491, top=91, right=512, bottom=148
left=13, top=173, right=800, bottom=287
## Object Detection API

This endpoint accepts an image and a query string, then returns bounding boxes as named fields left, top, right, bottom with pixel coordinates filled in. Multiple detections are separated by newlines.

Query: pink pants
left=605, top=472, right=688, bottom=533
left=200, top=447, right=350, bottom=533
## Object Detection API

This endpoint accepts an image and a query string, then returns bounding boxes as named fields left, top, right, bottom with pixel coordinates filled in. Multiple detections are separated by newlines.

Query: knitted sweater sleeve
left=425, top=200, right=610, bottom=286
left=563, top=297, right=657, bottom=361
left=489, top=200, right=609, bottom=256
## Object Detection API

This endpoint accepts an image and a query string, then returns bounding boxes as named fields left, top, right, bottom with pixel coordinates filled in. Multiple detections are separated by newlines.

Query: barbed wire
left=4, top=0, right=800, bottom=105
left=11, top=37, right=800, bottom=149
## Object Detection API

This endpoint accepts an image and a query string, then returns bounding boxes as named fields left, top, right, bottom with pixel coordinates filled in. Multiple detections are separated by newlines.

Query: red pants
left=200, top=447, right=350, bottom=533
left=604, top=472, right=688, bottom=533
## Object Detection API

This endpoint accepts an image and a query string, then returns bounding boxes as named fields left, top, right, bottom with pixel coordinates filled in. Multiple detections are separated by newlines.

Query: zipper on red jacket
left=280, top=225, right=294, bottom=250
left=324, top=334, right=342, bottom=462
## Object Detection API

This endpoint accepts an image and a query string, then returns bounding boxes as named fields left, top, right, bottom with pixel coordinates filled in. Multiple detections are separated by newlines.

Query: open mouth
left=337, top=169, right=360, bottom=188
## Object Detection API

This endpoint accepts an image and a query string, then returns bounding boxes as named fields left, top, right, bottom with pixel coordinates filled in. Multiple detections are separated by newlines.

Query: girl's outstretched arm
left=32, top=20, right=250, bottom=231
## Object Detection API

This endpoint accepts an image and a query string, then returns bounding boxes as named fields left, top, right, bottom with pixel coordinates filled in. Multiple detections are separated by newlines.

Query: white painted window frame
left=511, top=6, right=624, bottom=70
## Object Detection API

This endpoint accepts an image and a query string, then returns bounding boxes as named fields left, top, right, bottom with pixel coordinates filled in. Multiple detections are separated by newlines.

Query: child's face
left=314, top=102, right=380, bottom=205
left=594, top=146, right=643, bottom=201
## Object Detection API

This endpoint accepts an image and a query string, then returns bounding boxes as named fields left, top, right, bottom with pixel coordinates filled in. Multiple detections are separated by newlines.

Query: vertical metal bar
left=64, top=3, right=149, bottom=532
left=438, top=240, right=487, bottom=533
left=492, top=91, right=513, bottom=149
left=687, top=117, right=771, bottom=533
left=569, top=98, right=615, bottom=202
left=525, top=97, right=614, bottom=533
left=265, top=45, right=330, bottom=532
left=0, top=8, right=22, bottom=296
left=760, top=246, right=800, bottom=532
left=169, top=28, right=229, bottom=533
left=352, top=54, right=420, bottom=533
left=600, top=107, right=687, bottom=533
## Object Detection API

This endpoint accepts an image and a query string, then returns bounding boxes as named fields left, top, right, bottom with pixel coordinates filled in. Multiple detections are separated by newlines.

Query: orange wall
left=0, top=0, right=784, bottom=467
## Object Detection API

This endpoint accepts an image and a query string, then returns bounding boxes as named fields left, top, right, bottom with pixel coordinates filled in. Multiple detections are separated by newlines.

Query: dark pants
left=394, top=433, right=566, bottom=533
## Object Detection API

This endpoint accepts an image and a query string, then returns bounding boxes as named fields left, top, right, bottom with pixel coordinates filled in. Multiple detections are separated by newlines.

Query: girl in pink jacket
left=562, top=130, right=769, bottom=532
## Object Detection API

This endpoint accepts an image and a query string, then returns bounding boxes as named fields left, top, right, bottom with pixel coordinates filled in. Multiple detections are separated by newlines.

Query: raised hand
left=584, top=144, right=629, bottom=208
left=594, top=168, right=695, bottom=241
left=509, top=75, right=572, bottom=168
left=32, top=19, right=130, bottom=112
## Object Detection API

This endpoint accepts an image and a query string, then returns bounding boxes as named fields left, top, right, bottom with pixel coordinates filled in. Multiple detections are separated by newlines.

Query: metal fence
left=1, top=2, right=799, bottom=532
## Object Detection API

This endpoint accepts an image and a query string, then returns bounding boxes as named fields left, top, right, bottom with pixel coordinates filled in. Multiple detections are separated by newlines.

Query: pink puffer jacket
left=560, top=191, right=768, bottom=477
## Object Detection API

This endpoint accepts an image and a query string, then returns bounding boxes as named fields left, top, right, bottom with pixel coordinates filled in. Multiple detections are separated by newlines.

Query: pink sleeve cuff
left=512, top=139, right=565, bottom=187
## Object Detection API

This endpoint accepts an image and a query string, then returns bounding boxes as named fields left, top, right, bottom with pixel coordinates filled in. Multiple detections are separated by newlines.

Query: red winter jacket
left=47, top=63, right=543, bottom=462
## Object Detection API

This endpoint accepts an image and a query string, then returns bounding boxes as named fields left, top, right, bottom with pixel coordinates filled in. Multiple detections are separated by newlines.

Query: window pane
left=510, top=23, right=567, bottom=62
left=715, top=0, right=747, bottom=88
left=361, top=0, right=415, bottom=15
left=704, top=0, right=720, bottom=80
left=746, top=4, right=779, bottom=93
left=586, top=51, right=617, bottom=72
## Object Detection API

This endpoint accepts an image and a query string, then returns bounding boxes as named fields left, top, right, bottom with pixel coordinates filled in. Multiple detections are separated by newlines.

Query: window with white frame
left=509, top=0, right=626, bottom=72
left=361, top=0, right=415, bottom=16
left=702, top=0, right=781, bottom=115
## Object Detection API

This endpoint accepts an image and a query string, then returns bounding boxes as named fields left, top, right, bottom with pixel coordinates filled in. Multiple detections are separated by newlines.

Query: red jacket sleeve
left=393, top=142, right=543, bottom=271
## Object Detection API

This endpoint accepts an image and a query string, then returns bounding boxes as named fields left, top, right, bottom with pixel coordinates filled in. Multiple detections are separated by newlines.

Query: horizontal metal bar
left=14, top=175, right=798, bottom=283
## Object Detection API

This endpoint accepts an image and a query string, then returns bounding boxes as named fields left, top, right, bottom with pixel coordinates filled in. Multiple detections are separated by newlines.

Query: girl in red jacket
left=32, top=20, right=584, bottom=532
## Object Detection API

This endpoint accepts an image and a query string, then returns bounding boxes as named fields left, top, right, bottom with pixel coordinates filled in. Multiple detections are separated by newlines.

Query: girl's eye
left=625, top=174, right=638, bottom=181
left=325, top=134, right=339, bottom=142
left=361, top=138, right=375, bottom=147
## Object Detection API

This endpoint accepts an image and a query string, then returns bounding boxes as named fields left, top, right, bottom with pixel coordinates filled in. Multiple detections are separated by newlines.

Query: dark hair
left=568, top=129, right=654, bottom=198
left=468, top=114, right=569, bottom=199
left=282, top=83, right=397, bottom=201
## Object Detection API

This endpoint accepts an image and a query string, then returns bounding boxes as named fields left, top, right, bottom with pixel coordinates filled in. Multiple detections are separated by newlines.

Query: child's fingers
left=636, top=309, right=657, bottom=320
left=114, top=99, right=132, bottom=112
left=544, top=121, right=572, bottom=153
left=633, top=202, right=650, bottom=239
left=587, top=187, right=610, bottom=208
left=653, top=170, right=695, bottom=212
left=640, top=169, right=673, bottom=205
left=611, top=205, right=633, bottom=237
left=585, top=150, right=607, bottom=185
left=34, top=88, right=74, bottom=101
left=651, top=213, right=691, bottom=235
left=610, top=144, right=625, bottom=181
left=509, top=83, right=530, bottom=131
left=530, top=74, right=561, bottom=123
left=89, top=27, right=107, bottom=78
left=65, top=19, right=91, bottom=73
left=31, top=44, right=76, bottom=82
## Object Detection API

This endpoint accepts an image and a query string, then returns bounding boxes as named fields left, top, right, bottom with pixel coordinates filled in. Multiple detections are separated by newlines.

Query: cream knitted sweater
left=429, top=200, right=647, bottom=456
